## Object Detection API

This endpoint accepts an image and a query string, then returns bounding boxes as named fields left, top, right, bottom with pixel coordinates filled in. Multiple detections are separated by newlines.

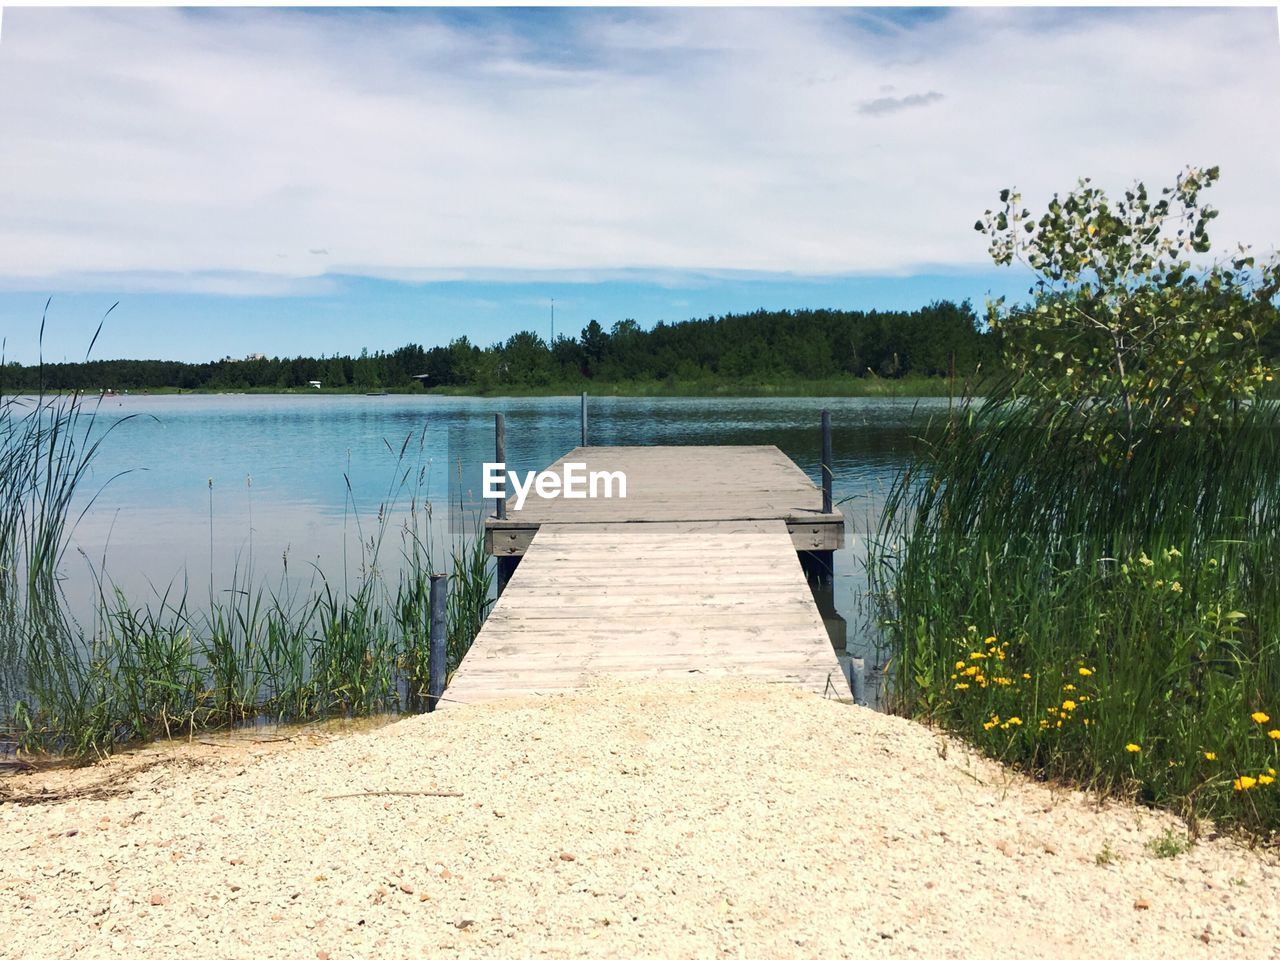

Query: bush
left=874, top=168, right=1280, bottom=838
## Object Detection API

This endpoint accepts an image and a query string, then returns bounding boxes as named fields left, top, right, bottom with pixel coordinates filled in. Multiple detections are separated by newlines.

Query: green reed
left=3, top=386, right=495, bottom=757
left=871, top=394, right=1280, bottom=837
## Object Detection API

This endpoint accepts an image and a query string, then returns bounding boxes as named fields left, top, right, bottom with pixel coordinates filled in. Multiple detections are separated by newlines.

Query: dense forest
left=0, top=301, right=996, bottom=393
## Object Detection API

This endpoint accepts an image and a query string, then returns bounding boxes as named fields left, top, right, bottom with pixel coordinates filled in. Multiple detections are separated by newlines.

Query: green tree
left=323, top=357, right=348, bottom=387
left=977, top=166, right=1279, bottom=447
left=579, top=320, right=608, bottom=373
left=352, top=348, right=381, bottom=390
left=498, top=331, right=553, bottom=386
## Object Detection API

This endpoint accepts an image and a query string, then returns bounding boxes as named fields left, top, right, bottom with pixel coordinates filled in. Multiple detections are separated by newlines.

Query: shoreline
left=2, top=376, right=976, bottom=400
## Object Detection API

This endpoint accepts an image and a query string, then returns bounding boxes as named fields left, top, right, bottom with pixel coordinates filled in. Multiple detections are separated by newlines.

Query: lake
left=14, top=393, right=947, bottom=715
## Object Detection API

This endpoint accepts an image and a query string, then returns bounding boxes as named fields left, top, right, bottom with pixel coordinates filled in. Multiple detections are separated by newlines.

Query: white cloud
left=0, top=7, right=1276, bottom=294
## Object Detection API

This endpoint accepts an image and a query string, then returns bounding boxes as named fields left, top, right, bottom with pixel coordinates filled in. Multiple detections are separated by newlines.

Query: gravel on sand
left=2, top=678, right=1277, bottom=959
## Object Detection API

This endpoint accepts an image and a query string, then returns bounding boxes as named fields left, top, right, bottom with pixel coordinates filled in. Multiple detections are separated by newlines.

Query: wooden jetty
left=444, top=436, right=850, bottom=706
left=486, top=445, right=844, bottom=557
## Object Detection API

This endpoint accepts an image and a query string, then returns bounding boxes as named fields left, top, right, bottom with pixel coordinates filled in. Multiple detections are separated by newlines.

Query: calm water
left=26, top=394, right=947, bottom=708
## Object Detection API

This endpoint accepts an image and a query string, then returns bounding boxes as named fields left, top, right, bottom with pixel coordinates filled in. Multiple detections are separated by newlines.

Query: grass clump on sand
left=1146, top=828, right=1192, bottom=859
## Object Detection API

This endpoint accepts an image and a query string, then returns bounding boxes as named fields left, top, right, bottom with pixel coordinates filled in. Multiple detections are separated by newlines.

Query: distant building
left=308, top=380, right=322, bottom=389
left=245, top=352, right=266, bottom=361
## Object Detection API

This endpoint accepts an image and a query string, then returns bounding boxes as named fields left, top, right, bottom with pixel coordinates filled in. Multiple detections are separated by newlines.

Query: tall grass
left=0, top=393, right=132, bottom=606
left=871, top=395, right=1280, bottom=837
left=2, top=380, right=494, bottom=757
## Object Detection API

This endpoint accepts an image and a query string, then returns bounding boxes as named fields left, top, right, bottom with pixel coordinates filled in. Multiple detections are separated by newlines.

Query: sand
left=2, top=678, right=1277, bottom=959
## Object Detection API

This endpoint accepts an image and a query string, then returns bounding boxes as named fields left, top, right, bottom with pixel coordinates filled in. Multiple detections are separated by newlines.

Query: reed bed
left=871, top=395, right=1280, bottom=838
left=1, top=384, right=494, bottom=758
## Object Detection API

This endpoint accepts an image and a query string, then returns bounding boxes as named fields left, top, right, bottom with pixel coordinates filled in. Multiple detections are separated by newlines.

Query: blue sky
left=1, top=270, right=1029, bottom=364
left=0, top=6, right=1277, bottom=363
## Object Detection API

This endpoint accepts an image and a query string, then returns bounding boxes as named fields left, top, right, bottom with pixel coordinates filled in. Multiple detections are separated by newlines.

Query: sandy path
left=2, top=679, right=1276, bottom=959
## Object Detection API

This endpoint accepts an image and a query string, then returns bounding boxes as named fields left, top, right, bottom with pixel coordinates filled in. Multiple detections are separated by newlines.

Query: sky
left=0, top=6, right=1277, bottom=363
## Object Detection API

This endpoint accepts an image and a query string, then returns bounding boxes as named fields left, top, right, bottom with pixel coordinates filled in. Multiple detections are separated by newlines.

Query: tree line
left=2, top=301, right=1001, bottom=392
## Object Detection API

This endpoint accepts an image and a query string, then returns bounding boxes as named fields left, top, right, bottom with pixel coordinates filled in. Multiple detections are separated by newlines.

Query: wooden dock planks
left=446, top=518, right=849, bottom=706
left=484, top=445, right=845, bottom=555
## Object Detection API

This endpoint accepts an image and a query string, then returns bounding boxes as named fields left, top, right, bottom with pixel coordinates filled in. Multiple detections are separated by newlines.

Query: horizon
left=1, top=6, right=1277, bottom=363
left=5, top=283, right=1000, bottom=367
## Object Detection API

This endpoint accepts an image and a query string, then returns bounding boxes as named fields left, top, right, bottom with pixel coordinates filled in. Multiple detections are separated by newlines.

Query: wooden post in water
left=427, top=573, right=447, bottom=712
left=799, top=410, right=837, bottom=583
left=821, top=409, right=833, bottom=514
left=494, top=413, right=506, bottom=521
left=494, top=412, right=519, bottom=596
left=580, top=392, right=588, bottom=447
left=849, top=656, right=866, bottom=706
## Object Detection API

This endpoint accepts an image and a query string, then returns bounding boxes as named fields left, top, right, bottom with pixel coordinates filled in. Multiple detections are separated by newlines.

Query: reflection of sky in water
left=60, top=394, right=944, bottom=670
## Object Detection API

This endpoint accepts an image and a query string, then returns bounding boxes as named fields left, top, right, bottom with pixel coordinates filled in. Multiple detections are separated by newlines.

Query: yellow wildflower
left=1005, top=717, right=1022, bottom=726
left=1251, top=712, right=1270, bottom=724
left=1022, top=672, right=1031, bottom=680
left=954, top=660, right=965, bottom=670
left=963, top=666, right=980, bottom=677
left=1125, top=743, right=1142, bottom=754
left=1204, top=752, right=1217, bottom=761
left=1259, top=775, right=1276, bottom=786
left=984, top=635, right=997, bottom=646
left=1233, top=776, right=1257, bottom=791
left=1061, top=700, right=1077, bottom=712
left=1078, top=667, right=1093, bottom=677
left=1063, top=684, right=1077, bottom=692
left=954, top=683, right=970, bottom=690
left=1268, top=730, right=1280, bottom=741
left=969, top=652, right=986, bottom=660
left=1170, top=581, right=1182, bottom=593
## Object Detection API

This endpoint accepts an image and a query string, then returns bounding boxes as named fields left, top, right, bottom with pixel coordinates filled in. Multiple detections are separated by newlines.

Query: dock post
left=849, top=656, right=866, bottom=705
left=821, top=409, right=833, bottom=514
left=427, top=573, right=447, bottom=712
left=497, top=557, right=518, bottom=596
left=802, top=410, right=836, bottom=583
left=580, top=392, right=588, bottom=447
left=494, top=413, right=506, bottom=521
left=494, top=412, right=519, bottom=596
